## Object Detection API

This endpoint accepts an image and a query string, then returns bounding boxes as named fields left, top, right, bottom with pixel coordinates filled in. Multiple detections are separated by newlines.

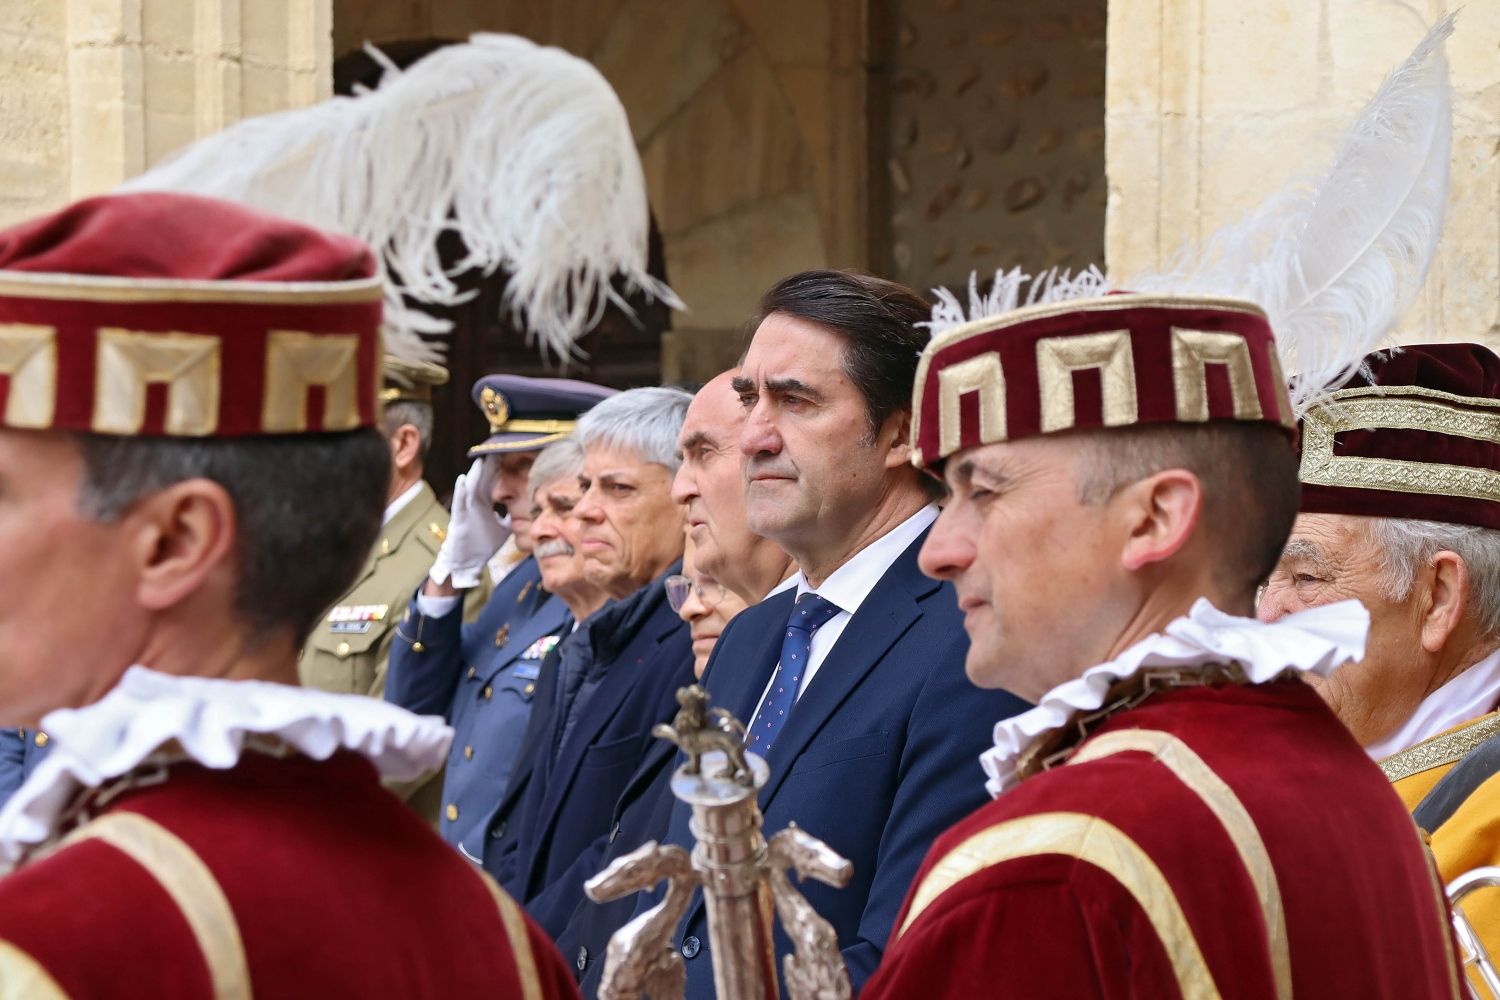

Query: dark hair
left=757, top=270, right=931, bottom=439
left=1075, top=422, right=1301, bottom=593
left=75, top=429, right=391, bottom=642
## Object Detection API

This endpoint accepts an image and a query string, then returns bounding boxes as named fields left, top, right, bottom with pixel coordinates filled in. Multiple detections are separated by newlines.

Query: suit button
left=33, top=732, right=47, bottom=748
left=445, top=804, right=459, bottom=822
left=575, top=946, right=588, bottom=972
left=463, top=745, right=474, bottom=761
left=681, top=935, right=701, bottom=960
left=490, top=820, right=507, bottom=840
left=413, top=641, right=425, bottom=653
left=524, top=683, right=535, bottom=695
left=467, top=666, right=477, bottom=679
left=334, top=641, right=350, bottom=658
left=483, top=685, right=493, bottom=701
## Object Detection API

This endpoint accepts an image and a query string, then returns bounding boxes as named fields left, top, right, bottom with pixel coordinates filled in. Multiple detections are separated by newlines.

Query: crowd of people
left=0, top=13, right=1495, bottom=1000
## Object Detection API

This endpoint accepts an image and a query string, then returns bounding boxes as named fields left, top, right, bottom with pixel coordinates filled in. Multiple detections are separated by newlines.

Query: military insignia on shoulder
left=429, top=522, right=447, bottom=543
left=495, top=624, right=511, bottom=647
left=521, top=635, right=560, bottom=661
left=516, top=580, right=534, bottom=604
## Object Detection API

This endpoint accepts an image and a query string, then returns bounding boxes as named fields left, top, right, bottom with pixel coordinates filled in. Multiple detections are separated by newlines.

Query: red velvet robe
left=863, top=680, right=1462, bottom=999
left=0, top=751, right=578, bottom=999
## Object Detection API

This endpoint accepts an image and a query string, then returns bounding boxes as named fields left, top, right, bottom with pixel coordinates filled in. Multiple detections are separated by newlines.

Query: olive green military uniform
left=300, top=481, right=449, bottom=699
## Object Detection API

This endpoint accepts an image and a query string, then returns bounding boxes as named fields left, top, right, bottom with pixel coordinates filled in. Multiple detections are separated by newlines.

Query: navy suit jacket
left=649, top=528, right=1028, bottom=996
left=482, top=563, right=695, bottom=914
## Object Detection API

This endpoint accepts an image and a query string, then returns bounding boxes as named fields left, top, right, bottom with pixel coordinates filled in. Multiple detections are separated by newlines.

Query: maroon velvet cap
left=1298, top=343, right=1500, bottom=530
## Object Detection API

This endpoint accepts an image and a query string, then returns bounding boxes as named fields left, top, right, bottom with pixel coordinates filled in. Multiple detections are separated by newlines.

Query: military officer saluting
left=300, top=355, right=450, bottom=700
left=386, top=375, right=614, bottom=854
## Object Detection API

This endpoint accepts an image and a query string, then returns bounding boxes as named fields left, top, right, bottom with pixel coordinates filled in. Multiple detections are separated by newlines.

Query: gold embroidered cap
left=1298, top=343, right=1500, bottom=529
left=467, top=374, right=616, bottom=457
left=0, top=192, right=382, bottom=437
left=910, top=293, right=1295, bottom=471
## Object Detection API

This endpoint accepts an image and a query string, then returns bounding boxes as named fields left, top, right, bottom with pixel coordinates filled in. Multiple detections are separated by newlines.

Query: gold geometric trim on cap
left=1071, top=730, right=1290, bottom=1000
left=0, top=323, right=56, bottom=429
left=1380, top=711, right=1500, bottom=784
left=1301, top=386, right=1500, bottom=503
left=1170, top=328, right=1263, bottom=423
left=937, top=352, right=1005, bottom=456
left=60, top=811, right=251, bottom=1000
left=263, top=330, right=362, bottom=433
left=1036, top=329, right=1138, bottom=433
left=93, top=329, right=222, bottom=436
left=911, top=293, right=1271, bottom=465
left=0, top=269, right=382, bottom=305
left=896, top=811, right=1222, bottom=998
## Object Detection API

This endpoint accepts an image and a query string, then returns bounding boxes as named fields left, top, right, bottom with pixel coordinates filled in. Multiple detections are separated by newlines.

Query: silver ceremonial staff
left=585, top=684, right=854, bottom=1000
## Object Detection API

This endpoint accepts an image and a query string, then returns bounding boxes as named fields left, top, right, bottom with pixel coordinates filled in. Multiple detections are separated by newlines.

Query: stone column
left=0, top=0, right=331, bottom=227
left=1105, top=0, right=1500, bottom=346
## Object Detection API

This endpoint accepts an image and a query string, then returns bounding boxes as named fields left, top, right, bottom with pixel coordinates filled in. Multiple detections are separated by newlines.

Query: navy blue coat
left=0, top=729, right=47, bottom=809
left=482, top=563, right=695, bottom=919
left=643, top=530, right=1028, bottom=996
left=385, top=558, right=566, bottom=852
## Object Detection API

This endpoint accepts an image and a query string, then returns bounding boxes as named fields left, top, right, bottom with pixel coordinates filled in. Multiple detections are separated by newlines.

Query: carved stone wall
left=1106, top=0, right=1500, bottom=347
left=879, top=0, right=1106, bottom=296
left=0, top=0, right=331, bottom=227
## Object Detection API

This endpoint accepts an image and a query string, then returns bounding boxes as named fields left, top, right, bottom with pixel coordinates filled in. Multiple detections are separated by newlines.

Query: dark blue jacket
left=482, top=562, right=695, bottom=919
left=0, top=729, right=49, bottom=809
left=639, top=529, right=1028, bottom=996
left=385, top=558, right=566, bottom=853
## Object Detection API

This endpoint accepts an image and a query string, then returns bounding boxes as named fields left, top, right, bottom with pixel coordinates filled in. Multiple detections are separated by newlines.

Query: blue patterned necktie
left=747, top=592, right=842, bottom=754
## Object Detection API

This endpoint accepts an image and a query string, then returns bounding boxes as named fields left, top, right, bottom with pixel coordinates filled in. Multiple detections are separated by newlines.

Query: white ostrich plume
left=1128, top=12, right=1454, bottom=415
left=120, top=34, right=682, bottom=366
left=926, top=12, right=1453, bottom=418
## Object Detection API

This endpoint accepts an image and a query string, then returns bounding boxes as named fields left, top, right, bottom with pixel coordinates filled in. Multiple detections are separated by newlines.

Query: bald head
left=672, top=371, right=792, bottom=603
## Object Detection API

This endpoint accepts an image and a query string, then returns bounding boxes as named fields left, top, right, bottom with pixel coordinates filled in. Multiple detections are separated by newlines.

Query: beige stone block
left=68, top=0, right=144, bottom=46
left=142, top=0, right=195, bottom=54
left=665, top=192, right=827, bottom=330
left=143, top=47, right=196, bottom=162
left=239, top=62, right=292, bottom=117
left=1325, top=4, right=1438, bottom=106
left=1199, top=0, right=1319, bottom=111
left=591, top=0, right=745, bottom=143
left=1105, top=0, right=1162, bottom=111
left=639, top=48, right=811, bottom=237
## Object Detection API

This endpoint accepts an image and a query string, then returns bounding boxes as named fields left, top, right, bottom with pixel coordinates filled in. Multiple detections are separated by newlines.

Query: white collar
left=793, top=504, right=938, bottom=613
left=979, top=599, right=1369, bottom=798
left=382, top=479, right=426, bottom=526
left=1367, top=646, right=1500, bottom=760
left=0, top=667, right=452, bottom=868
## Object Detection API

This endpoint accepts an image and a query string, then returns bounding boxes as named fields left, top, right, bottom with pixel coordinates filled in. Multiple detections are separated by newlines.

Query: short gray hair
left=575, top=386, right=693, bottom=471
left=529, top=438, right=585, bottom=502
left=381, top=400, right=434, bottom=461
left=1370, top=517, right=1500, bottom=636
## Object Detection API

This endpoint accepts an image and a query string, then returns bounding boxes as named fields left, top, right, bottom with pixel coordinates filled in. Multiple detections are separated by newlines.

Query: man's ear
left=390, top=424, right=422, bottom=473
left=1419, top=550, right=1470, bottom=654
left=128, top=479, right=238, bottom=613
left=1118, top=468, right=1204, bottom=572
left=881, top=410, right=914, bottom=470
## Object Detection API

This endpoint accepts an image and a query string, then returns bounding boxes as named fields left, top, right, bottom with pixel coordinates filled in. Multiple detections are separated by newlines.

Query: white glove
left=428, top=458, right=511, bottom=589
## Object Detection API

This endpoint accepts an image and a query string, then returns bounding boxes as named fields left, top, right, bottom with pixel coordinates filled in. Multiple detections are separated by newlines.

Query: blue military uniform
left=0, top=728, right=51, bottom=809
left=385, top=372, right=614, bottom=854
left=387, top=558, right=563, bottom=853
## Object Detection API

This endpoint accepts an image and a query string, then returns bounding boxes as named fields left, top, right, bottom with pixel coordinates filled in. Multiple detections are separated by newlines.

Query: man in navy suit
left=481, top=387, right=698, bottom=931
left=640, top=270, right=1029, bottom=996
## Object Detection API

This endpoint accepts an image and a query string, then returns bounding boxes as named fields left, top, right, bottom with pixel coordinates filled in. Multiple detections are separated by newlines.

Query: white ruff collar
left=980, top=599, right=1369, bottom=798
left=0, top=666, right=452, bottom=867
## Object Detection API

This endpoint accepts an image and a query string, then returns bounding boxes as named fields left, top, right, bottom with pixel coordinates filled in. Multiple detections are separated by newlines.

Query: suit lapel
left=757, top=537, right=936, bottom=810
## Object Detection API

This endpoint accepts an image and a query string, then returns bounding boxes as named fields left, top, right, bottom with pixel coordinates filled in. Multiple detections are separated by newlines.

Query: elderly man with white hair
left=481, top=386, right=697, bottom=939
left=1259, top=342, right=1500, bottom=967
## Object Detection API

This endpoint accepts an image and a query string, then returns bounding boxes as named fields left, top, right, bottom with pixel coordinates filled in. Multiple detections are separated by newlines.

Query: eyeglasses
left=665, top=574, right=727, bottom=614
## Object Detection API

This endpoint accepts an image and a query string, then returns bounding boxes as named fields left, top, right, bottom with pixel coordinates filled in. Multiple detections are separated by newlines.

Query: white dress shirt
left=1366, top=647, right=1500, bottom=760
left=749, top=504, right=939, bottom=721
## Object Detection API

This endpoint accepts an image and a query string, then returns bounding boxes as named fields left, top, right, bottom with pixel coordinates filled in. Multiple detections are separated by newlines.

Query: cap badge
left=481, top=386, right=511, bottom=433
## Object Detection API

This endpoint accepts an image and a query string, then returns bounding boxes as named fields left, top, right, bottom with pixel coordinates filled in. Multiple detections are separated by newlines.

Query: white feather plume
left=1128, top=13, right=1454, bottom=414
left=922, top=265, right=1107, bottom=336
left=120, top=33, right=681, bottom=365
